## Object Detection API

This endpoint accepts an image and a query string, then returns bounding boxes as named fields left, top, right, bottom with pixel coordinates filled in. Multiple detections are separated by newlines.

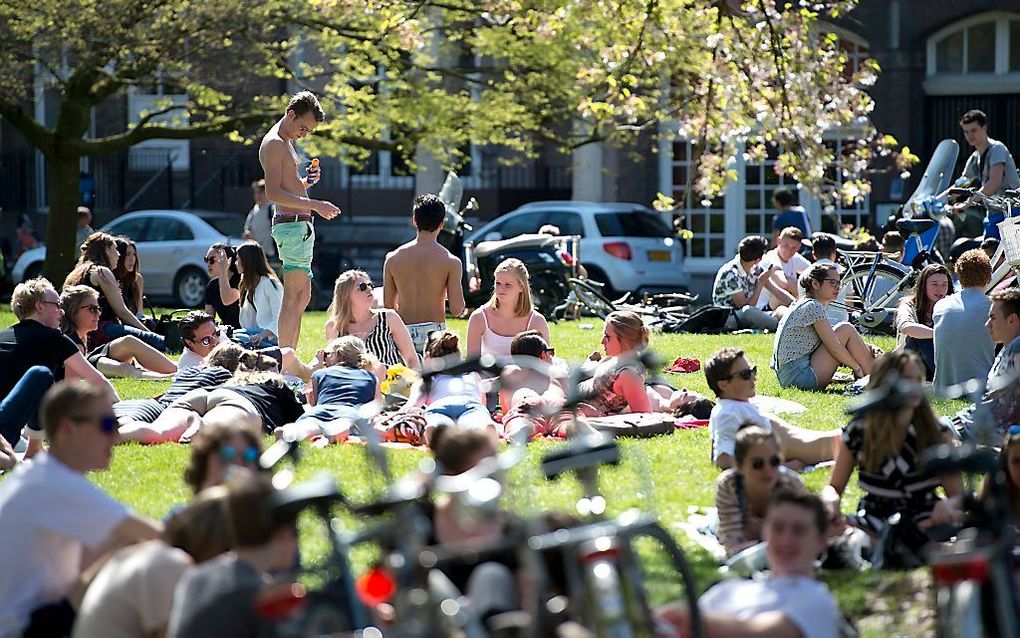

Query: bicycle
left=560, top=276, right=698, bottom=326
left=923, top=443, right=1020, bottom=638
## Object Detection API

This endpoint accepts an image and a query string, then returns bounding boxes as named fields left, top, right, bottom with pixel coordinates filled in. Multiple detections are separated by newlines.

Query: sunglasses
left=72, top=414, right=118, bottom=434
left=188, top=334, right=217, bottom=347
left=40, top=300, right=61, bottom=308
left=544, top=347, right=556, bottom=356
left=82, top=304, right=101, bottom=315
left=358, top=281, right=374, bottom=292
left=751, top=455, right=782, bottom=470
left=204, top=256, right=218, bottom=264
left=220, top=444, right=260, bottom=464
left=723, top=365, right=757, bottom=381
left=1009, top=425, right=1020, bottom=437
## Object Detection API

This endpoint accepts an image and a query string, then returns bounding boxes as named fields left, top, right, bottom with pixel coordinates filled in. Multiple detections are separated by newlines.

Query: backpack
left=662, top=305, right=734, bottom=334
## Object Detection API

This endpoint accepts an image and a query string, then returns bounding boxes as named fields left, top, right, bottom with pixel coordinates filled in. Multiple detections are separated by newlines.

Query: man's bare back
left=384, top=239, right=465, bottom=325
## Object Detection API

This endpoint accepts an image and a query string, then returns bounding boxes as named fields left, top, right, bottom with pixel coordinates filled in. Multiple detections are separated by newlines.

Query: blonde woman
left=61, top=285, right=177, bottom=379
left=466, top=258, right=550, bottom=358
left=276, top=336, right=385, bottom=443
left=325, top=269, right=419, bottom=370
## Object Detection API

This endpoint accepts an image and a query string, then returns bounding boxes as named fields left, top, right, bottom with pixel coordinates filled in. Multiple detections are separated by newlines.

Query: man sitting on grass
left=705, top=347, right=838, bottom=470
left=0, top=381, right=161, bottom=637
left=712, top=236, right=785, bottom=331
left=657, top=488, right=839, bottom=638
left=756, top=227, right=808, bottom=314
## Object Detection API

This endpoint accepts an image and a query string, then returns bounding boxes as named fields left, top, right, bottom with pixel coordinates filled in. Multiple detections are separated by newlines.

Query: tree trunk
left=41, top=144, right=83, bottom=287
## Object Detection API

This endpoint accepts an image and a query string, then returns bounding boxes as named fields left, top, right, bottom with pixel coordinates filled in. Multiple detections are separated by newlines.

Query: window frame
left=926, top=12, right=1020, bottom=95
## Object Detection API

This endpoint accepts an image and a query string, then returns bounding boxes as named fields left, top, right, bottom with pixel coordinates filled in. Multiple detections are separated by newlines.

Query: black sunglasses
left=358, top=281, right=374, bottom=292
left=187, top=334, right=217, bottom=347
left=544, top=347, right=556, bottom=356
left=82, top=304, right=101, bottom=314
left=723, top=365, right=757, bottom=381
left=751, top=455, right=782, bottom=470
left=204, top=256, right=217, bottom=264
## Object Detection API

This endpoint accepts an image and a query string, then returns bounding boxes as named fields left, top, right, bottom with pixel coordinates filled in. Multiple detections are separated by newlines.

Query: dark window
left=146, top=217, right=193, bottom=242
left=200, top=216, right=244, bottom=237
left=543, top=211, right=586, bottom=238
left=486, top=212, right=545, bottom=239
left=595, top=210, right=672, bottom=238
left=105, top=217, right=150, bottom=242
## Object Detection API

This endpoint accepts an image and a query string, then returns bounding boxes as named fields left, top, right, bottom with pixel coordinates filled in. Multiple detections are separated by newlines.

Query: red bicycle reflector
left=603, top=242, right=632, bottom=260
left=357, top=566, right=396, bottom=606
left=255, top=582, right=308, bottom=620
left=558, top=250, right=575, bottom=266
left=932, top=556, right=990, bottom=585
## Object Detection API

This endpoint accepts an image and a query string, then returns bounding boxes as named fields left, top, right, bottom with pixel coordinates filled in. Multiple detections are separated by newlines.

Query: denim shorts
left=271, top=221, right=314, bottom=277
left=425, top=399, right=492, bottom=429
left=776, top=354, right=819, bottom=390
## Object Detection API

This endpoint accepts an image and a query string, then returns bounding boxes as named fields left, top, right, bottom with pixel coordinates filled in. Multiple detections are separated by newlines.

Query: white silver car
left=466, top=201, right=687, bottom=295
left=12, top=210, right=243, bottom=307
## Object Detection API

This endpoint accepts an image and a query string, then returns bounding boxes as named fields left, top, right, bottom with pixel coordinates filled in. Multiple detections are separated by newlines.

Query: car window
left=201, top=215, right=244, bottom=237
left=595, top=210, right=672, bottom=238
left=146, top=217, right=194, bottom=242
left=485, top=212, right=545, bottom=240
left=543, top=212, right=586, bottom=238
left=105, top=217, right=150, bottom=242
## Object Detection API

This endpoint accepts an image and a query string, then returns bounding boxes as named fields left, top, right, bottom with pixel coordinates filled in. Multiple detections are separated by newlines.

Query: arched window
left=926, top=12, right=1020, bottom=94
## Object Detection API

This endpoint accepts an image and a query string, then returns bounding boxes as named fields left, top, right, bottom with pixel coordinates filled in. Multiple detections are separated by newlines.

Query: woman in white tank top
left=466, top=258, right=550, bottom=359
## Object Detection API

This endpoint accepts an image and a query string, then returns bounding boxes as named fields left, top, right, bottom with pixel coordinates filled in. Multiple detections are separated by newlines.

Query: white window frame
left=925, top=11, right=1020, bottom=95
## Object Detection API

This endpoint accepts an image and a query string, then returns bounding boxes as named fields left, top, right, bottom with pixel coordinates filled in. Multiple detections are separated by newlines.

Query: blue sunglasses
left=73, top=414, right=117, bottom=434
left=1009, top=425, right=1020, bottom=436
left=220, top=444, right=259, bottom=464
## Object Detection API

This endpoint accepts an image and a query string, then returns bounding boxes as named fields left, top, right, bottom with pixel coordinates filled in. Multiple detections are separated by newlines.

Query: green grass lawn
left=1, top=310, right=958, bottom=636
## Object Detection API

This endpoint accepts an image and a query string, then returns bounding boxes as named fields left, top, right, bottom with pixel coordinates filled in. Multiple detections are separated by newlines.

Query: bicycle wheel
left=569, top=278, right=617, bottom=319
left=839, top=263, right=910, bottom=314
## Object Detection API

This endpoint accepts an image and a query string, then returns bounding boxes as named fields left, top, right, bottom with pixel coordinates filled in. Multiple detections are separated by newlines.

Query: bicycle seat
left=541, top=434, right=620, bottom=479
left=895, top=218, right=937, bottom=236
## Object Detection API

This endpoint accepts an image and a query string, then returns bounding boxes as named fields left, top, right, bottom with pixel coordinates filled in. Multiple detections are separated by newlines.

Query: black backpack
left=661, top=305, right=733, bottom=334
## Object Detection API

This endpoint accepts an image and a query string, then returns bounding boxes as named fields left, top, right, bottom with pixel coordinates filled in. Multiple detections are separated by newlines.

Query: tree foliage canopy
left=0, top=0, right=911, bottom=280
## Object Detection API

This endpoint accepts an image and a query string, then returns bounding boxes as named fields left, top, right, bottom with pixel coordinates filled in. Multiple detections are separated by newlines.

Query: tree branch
left=80, top=111, right=274, bottom=155
left=0, top=100, right=53, bottom=154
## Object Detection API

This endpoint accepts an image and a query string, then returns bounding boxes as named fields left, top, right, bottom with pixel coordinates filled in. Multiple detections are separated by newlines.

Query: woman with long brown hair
left=113, top=236, right=144, bottom=316
left=895, top=263, right=954, bottom=379
left=235, top=242, right=283, bottom=347
left=63, top=232, right=166, bottom=352
left=324, top=269, right=419, bottom=370
left=61, top=284, right=176, bottom=379
left=823, top=350, right=962, bottom=558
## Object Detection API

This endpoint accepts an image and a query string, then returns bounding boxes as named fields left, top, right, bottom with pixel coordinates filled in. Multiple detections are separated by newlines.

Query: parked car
left=466, top=201, right=687, bottom=296
left=12, top=209, right=243, bottom=308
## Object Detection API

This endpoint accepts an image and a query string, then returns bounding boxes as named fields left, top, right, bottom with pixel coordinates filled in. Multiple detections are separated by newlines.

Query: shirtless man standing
left=259, top=91, right=341, bottom=349
left=383, top=193, right=466, bottom=353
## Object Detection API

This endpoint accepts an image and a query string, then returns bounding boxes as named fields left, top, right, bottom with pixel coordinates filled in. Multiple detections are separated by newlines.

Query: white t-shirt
left=757, top=249, right=810, bottom=309
left=176, top=347, right=204, bottom=371
left=73, top=541, right=192, bottom=638
left=700, top=574, right=839, bottom=638
left=709, top=398, right=773, bottom=462
left=0, top=454, right=129, bottom=637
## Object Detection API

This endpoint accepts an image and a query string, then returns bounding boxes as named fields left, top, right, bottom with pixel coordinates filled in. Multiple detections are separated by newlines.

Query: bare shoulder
left=258, top=135, right=287, bottom=162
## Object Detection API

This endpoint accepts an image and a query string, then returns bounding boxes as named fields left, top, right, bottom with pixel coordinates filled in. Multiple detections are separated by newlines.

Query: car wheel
left=174, top=267, right=209, bottom=308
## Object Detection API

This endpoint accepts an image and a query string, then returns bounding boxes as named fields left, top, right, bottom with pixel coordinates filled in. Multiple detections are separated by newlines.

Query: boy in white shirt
left=0, top=381, right=161, bottom=637
left=658, top=488, right=841, bottom=638
left=758, top=227, right=810, bottom=312
left=705, top=347, right=838, bottom=469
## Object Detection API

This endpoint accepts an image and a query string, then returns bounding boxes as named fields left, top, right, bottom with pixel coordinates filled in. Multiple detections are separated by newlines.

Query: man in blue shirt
left=771, top=189, right=812, bottom=244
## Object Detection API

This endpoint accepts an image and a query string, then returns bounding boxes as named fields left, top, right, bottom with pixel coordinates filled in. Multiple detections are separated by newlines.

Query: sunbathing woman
left=772, top=263, right=879, bottom=390
left=61, top=284, right=177, bottom=379
left=404, top=330, right=497, bottom=441
left=120, top=352, right=300, bottom=444
left=275, top=336, right=384, bottom=443
left=499, top=330, right=575, bottom=440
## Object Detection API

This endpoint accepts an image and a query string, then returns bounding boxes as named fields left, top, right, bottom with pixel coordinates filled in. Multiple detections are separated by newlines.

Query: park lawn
left=1, top=310, right=961, bottom=636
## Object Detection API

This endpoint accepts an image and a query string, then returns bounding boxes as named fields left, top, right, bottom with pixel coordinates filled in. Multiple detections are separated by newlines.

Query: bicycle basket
left=998, top=217, right=1020, bottom=268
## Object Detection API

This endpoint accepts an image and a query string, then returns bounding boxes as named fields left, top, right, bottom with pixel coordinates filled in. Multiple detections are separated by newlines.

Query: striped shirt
left=114, top=366, right=233, bottom=423
left=364, top=311, right=403, bottom=367
left=842, top=418, right=943, bottom=529
left=714, top=468, right=804, bottom=557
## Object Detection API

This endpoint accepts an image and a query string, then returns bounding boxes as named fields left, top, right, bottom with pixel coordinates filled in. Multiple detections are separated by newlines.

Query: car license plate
left=648, top=250, right=671, bottom=262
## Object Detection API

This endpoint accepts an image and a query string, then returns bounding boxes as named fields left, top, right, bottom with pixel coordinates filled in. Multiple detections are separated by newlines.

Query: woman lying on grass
left=274, top=336, right=384, bottom=444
